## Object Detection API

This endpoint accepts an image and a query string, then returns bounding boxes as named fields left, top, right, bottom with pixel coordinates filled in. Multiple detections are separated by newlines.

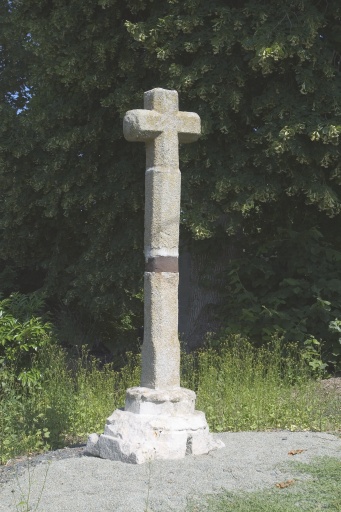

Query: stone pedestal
left=85, top=387, right=224, bottom=464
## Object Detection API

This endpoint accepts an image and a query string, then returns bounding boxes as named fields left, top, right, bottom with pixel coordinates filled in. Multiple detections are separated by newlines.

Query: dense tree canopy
left=0, top=0, right=340, bottom=363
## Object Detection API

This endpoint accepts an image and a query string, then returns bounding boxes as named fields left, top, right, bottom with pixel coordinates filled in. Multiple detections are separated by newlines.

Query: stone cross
left=86, top=89, right=224, bottom=463
left=123, top=88, right=200, bottom=389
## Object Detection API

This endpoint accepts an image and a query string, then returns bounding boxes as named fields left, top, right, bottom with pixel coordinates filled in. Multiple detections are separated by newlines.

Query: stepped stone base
left=85, top=387, right=224, bottom=464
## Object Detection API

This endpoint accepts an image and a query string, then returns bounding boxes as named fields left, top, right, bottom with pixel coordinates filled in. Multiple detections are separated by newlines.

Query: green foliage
left=302, top=336, right=328, bottom=377
left=2, top=292, right=46, bottom=322
left=0, top=368, right=50, bottom=465
left=220, top=226, right=341, bottom=369
left=328, top=318, right=341, bottom=367
left=0, top=342, right=141, bottom=464
left=0, top=293, right=52, bottom=386
left=189, top=335, right=340, bottom=433
left=0, top=0, right=340, bottom=356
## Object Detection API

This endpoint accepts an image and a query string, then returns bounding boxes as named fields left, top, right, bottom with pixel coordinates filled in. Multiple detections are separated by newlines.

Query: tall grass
left=182, top=335, right=340, bottom=433
left=0, top=345, right=141, bottom=464
left=1, top=335, right=340, bottom=465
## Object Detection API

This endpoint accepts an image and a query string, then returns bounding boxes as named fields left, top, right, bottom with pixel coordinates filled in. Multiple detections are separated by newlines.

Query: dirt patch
left=319, top=376, right=341, bottom=394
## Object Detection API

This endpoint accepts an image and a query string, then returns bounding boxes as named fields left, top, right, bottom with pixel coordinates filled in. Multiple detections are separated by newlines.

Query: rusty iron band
left=145, top=256, right=178, bottom=273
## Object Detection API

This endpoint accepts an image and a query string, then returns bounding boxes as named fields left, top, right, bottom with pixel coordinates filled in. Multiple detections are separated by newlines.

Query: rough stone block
left=144, top=168, right=181, bottom=260
left=85, top=387, right=224, bottom=464
left=86, top=433, right=100, bottom=457
left=125, top=387, right=195, bottom=415
left=142, top=272, right=180, bottom=389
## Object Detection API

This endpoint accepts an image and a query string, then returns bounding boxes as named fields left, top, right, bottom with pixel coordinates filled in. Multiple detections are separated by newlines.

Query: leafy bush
left=221, top=227, right=341, bottom=371
left=0, top=293, right=52, bottom=386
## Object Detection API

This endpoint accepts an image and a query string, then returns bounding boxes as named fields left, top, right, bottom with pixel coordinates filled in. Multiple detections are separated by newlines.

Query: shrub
left=0, top=293, right=52, bottom=387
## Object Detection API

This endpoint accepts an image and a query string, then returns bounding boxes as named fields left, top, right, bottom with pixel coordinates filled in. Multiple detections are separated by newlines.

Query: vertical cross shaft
left=123, top=88, right=200, bottom=389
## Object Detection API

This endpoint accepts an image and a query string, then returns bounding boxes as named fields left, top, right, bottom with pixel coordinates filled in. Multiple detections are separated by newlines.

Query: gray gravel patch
left=0, top=431, right=340, bottom=512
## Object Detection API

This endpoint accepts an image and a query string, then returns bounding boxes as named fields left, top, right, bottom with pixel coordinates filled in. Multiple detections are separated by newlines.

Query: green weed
left=14, top=459, right=51, bottom=512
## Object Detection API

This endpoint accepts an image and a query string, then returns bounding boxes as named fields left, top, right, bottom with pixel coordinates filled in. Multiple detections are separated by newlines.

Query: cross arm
left=123, top=109, right=162, bottom=142
left=177, top=112, right=201, bottom=144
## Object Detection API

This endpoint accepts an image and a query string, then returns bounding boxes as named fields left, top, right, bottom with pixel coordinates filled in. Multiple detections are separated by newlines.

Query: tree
left=0, top=0, right=340, bottom=363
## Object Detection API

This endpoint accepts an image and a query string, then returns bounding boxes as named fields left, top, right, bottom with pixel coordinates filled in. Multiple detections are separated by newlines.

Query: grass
left=182, top=336, right=341, bottom=433
left=187, top=456, right=341, bottom=512
left=0, top=345, right=141, bottom=464
left=0, top=335, right=340, bottom=465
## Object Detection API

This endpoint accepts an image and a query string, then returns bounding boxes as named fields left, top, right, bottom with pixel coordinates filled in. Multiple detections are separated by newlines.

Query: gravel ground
left=0, top=431, right=340, bottom=512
